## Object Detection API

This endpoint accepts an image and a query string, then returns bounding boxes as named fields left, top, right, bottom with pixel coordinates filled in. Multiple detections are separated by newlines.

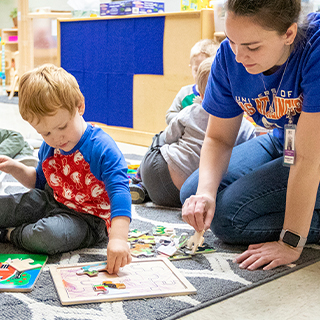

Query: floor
left=1, top=101, right=319, bottom=320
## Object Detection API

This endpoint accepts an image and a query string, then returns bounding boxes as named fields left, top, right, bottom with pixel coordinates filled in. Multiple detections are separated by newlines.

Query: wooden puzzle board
left=0, top=254, right=48, bottom=292
left=50, top=257, right=196, bottom=305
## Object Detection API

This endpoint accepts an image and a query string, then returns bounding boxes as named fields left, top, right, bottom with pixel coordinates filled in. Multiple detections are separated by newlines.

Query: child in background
left=0, top=129, right=38, bottom=167
left=165, top=39, right=218, bottom=125
left=0, top=64, right=131, bottom=274
left=130, top=57, right=256, bottom=207
left=0, top=129, right=33, bottom=158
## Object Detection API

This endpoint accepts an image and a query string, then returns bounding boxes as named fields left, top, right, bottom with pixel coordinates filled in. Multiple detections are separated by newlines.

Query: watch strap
left=280, top=229, right=307, bottom=248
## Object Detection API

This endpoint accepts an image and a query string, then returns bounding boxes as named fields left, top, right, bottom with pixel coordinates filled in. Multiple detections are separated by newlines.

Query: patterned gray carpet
left=0, top=95, right=19, bottom=105
left=1, top=164, right=320, bottom=320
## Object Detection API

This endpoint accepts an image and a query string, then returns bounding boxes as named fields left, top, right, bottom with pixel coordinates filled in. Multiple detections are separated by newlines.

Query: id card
left=283, top=124, right=296, bottom=166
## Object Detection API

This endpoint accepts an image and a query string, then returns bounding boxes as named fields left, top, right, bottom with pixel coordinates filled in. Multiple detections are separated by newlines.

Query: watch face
left=282, top=231, right=300, bottom=247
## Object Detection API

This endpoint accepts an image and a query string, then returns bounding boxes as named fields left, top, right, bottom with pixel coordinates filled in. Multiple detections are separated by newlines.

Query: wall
left=58, top=10, right=215, bottom=145
left=0, top=0, right=18, bottom=30
left=0, top=0, right=180, bottom=30
left=29, top=0, right=180, bottom=13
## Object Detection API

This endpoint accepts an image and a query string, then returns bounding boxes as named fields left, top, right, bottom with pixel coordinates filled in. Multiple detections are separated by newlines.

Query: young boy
left=0, top=64, right=131, bottom=274
left=165, top=39, right=218, bottom=125
left=131, top=57, right=256, bottom=207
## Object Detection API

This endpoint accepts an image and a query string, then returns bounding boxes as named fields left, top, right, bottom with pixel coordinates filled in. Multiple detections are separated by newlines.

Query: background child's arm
left=107, top=216, right=132, bottom=274
left=163, top=113, right=185, bottom=144
left=0, top=155, right=37, bottom=188
left=0, top=129, right=26, bottom=158
left=165, top=89, right=185, bottom=125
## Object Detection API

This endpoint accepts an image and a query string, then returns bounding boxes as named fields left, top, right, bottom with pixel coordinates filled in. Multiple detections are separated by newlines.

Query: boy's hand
left=107, top=238, right=132, bottom=274
left=0, top=155, right=16, bottom=173
left=0, top=155, right=37, bottom=189
left=107, top=216, right=131, bottom=274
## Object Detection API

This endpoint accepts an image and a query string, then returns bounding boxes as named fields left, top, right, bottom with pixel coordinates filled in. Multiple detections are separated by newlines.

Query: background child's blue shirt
left=35, top=123, right=131, bottom=230
left=203, top=12, right=320, bottom=144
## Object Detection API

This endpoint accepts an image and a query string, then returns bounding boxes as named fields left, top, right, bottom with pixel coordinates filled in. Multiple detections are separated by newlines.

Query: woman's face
left=225, top=11, right=293, bottom=74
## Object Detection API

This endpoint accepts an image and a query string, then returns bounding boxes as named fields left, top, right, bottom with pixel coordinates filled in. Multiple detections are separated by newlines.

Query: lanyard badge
left=283, top=111, right=296, bottom=166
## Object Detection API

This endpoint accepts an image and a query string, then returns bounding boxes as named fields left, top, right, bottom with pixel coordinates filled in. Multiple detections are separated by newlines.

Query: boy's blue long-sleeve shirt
left=35, top=123, right=131, bottom=231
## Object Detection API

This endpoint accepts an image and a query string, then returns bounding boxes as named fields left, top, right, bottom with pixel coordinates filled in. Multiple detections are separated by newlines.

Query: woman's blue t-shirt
left=203, top=12, right=320, bottom=144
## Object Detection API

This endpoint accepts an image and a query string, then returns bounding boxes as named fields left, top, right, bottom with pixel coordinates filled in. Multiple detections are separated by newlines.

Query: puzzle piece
left=93, top=284, right=109, bottom=293
left=8, top=258, right=42, bottom=272
left=130, top=243, right=155, bottom=258
left=157, top=243, right=178, bottom=256
left=177, top=233, right=189, bottom=249
left=128, top=234, right=156, bottom=245
left=128, top=229, right=149, bottom=238
left=183, top=243, right=215, bottom=255
left=168, top=243, right=215, bottom=260
left=156, top=233, right=189, bottom=257
left=153, top=226, right=175, bottom=236
left=186, top=230, right=205, bottom=254
left=93, top=280, right=127, bottom=293
left=76, top=262, right=108, bottom=277
left=102, top=281, right=126, bottom=289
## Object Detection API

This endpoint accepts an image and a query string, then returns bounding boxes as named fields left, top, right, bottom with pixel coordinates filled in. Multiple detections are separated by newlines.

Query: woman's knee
left=211, top=187, right=253, bottom=244
left=180, top=169, right=199, bottom=204
left=211, top=204, right=240, bottom=244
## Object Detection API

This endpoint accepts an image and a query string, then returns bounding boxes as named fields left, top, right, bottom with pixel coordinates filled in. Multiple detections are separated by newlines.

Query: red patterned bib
left=42, top=149, right=111, bottom=230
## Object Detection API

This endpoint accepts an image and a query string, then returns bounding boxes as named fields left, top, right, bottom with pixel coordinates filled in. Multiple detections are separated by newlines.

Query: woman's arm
left=182, top=113, right=243, bottom=232
left=283, top=111, right=320, bottom=237
left=235, top=111, right=320, bottom=270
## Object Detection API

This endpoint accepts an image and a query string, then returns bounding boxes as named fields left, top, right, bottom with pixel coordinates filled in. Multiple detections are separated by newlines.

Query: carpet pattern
left=1, top=161, right=320, bottom=320
left=0, top=95, right=19, bottom=105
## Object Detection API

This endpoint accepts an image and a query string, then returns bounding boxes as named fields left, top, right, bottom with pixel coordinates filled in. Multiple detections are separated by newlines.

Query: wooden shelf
left=1, top=29, right=18, bottom=44
left=28, top=12, right=72, bottom=19
left=1, top=29, right=18, bottom=86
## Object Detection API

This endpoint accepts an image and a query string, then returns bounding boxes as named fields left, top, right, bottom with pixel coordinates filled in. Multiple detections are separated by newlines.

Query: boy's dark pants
left=0, top=184, right=107, bottom=254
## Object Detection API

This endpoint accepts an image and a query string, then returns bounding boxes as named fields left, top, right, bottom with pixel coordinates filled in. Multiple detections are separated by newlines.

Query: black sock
left=0, top=228, right=8, bottom=242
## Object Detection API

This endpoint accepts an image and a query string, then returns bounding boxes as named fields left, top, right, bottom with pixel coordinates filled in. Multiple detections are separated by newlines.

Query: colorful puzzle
left=130, top=243, right=156, bottom=257
left=0, top=254, right=48, bottom=292
left=50, top=258, right=196, bottom=305
left=128, top=234, right=156, bottom=245
left=76, top=262, right=108, bottom=277
left=153, top=226, right=175, bottom=236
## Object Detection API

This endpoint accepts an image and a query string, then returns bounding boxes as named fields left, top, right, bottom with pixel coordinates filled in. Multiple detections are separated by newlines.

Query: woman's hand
left=234, top=241, right=303, bottom=271
left=182, top=193, right=215, bottom=232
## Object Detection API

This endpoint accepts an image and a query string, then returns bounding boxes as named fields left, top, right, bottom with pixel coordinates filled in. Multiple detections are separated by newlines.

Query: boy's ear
left=78, top=101, right=85, bottom=116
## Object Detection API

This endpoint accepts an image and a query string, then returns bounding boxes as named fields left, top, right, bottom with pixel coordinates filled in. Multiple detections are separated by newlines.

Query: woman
left=181, top=0, right=320, bottom=271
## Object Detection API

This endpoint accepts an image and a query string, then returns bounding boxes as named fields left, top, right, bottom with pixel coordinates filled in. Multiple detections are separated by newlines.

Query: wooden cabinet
left=1, top=29, right=18, bottom=87
left=1, top=28, right=18, bottom=52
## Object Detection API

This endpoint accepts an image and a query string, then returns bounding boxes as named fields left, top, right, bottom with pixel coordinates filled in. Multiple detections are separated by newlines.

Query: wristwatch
left=280, top=229, right=307, bottom=248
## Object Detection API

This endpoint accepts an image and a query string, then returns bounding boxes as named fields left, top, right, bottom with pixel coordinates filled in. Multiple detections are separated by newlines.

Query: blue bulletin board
left=60, top=17, right=165, bottom=128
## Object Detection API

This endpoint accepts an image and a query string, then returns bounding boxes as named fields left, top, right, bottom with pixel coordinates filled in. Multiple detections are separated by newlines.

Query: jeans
left=0, top=184, right=107, bottom=254
left=180, top=133, right=320, bottom=245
